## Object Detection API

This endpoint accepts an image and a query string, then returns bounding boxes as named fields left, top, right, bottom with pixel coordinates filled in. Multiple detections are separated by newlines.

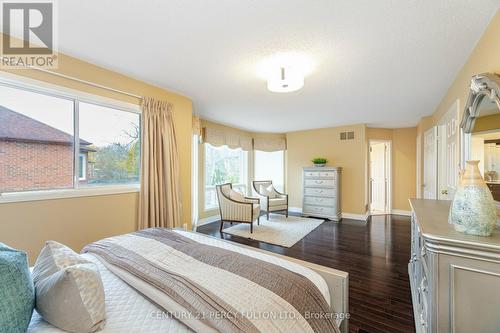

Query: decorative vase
left=449, top=160, right=497, bottom=236
left=314, top=163, right=326, bottom=167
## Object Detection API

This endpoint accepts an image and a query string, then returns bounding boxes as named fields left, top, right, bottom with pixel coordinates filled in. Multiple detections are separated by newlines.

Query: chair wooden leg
left=286, top=209, right=288, bottom=218
left=257, top=216, right=260, bottom=225
left=230, top=222, right=233, bottom=225
left=220, top=220, right=224, bottom=232
left=267, top=210, right=269, bottom=220
left=250, top=222, right=253, bottom=233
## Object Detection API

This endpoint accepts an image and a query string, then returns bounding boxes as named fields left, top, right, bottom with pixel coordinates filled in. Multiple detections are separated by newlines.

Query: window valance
left=203, top=127, right=253, bottom=151
left=253, top=137, right=287, bottom=152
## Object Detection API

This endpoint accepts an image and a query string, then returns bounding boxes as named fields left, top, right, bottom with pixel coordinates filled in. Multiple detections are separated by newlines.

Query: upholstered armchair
left=216, top=183, right=261, bottom=233
left=252, top=181, right=288, bottom=220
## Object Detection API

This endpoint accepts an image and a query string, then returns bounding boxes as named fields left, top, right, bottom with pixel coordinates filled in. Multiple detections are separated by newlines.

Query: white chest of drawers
left=302, top=167, right=341, bottom=221
left=409, top=199, right=500, bottom=333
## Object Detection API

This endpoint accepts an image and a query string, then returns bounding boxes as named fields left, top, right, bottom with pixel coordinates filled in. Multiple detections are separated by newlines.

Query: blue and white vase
left=449, top=160, right=497, bottom=236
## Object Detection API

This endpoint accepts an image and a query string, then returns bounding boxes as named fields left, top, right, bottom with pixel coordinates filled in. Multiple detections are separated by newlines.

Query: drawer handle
left=315, top=180, right=323, bottom=184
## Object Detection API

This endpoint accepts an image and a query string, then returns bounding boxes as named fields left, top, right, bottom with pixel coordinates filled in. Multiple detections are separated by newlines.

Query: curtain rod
left=0, top=56, right=142, bottom=100
left=31, top=66, right=142, bottom=99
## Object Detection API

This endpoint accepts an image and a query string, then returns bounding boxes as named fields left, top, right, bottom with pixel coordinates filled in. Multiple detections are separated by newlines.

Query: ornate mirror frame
left=460, top=73, right=500, bottom=167
left=460, top=73, right=500, bottom=133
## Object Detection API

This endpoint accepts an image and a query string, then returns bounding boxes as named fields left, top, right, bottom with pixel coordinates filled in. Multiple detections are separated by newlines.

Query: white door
left=423, top=127, right=438, bottom=199
left=370, top=142, right=389, bottom=214
left=438, top=101, right=460, bottom=200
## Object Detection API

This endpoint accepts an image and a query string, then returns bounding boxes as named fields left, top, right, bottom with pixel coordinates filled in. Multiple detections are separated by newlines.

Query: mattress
left=27, top=253, right=193, bottom=333
left=28, top=230, right=334, bottom=332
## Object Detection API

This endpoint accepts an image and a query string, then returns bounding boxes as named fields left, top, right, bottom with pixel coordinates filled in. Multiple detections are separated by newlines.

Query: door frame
left=368, top=139, right=392, bottom=215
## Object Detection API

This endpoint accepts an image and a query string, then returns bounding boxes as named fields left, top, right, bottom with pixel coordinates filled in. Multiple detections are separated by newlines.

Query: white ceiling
left=55, top=1, right=499, bottom=133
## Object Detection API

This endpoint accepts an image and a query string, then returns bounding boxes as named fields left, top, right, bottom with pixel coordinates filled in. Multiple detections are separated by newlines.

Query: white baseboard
left=289, top=206, right=302, bottom=213
left=290, top=207, right=368, bottom=221
left=341, top=212, right=369, bottom=221
left=391, top=209, right=412, bottom=216
left=195, top=214, right=220, bottom=227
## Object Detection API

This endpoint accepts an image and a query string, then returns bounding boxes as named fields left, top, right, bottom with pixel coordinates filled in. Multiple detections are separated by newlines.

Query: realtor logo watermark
left=1, top=0, right=58, bottom=68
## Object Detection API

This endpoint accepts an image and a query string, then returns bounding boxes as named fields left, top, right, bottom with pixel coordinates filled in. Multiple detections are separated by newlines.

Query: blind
left=253, top=137, right=287, bottom=152
left=203, top=127, right=253, bottom=151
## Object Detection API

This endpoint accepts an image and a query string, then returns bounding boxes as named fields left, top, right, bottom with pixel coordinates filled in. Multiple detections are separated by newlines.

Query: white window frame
left=0, top=72, right=141, bottom=204
left=78, top=153, right=87, bottom=181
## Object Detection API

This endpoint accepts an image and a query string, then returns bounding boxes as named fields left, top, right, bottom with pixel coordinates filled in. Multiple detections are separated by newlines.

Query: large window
left=79, top=102, right=140, bottom=186
left=204, top=144, right=247, bottom=210
left=0, top=81, right=140, bottom=195
left=254, top=150, right=285, bottom=192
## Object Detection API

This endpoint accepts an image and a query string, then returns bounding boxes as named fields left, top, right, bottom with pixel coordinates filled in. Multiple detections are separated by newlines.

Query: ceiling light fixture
left=267, top=66, right=304, bottom=93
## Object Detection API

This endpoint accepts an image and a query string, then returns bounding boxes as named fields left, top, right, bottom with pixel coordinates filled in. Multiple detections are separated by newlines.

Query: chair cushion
left=259, top=184, right=277, bottom=198
left=0, top=243, right=35, bottom=333
left=221, top=186, right=231, bottom=196
left=32, top=241, right=106, bottom=333
left=229, top=189, right=245, bottom=202
left=269, top=197, right=287, bottom=206
left=252, top=204, right=261, bottom=219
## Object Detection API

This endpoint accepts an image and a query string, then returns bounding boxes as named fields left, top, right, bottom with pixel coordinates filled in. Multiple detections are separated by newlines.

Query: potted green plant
left=312, top=157, right=327, bottom=167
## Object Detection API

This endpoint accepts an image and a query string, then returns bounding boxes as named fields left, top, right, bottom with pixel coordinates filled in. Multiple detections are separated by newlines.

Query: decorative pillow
left=32, top=241, right=106, bottom=333
left=0, top=243, right=35, bottom=333
left=229, top=189, right=245, bottom=202
left=260, top=184, right=277, bottom=198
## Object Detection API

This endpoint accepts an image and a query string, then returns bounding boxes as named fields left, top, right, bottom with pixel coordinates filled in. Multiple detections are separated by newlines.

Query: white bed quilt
left=28, top=253, right=193, bottom=333
left=28, top=230, right=334, bottom=332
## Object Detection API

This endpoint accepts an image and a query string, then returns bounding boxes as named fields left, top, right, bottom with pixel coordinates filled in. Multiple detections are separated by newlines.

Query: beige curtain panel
left=139, top=97, right=182, bottom=229
left=253, top=137, right=287, bottom=152
left=203, top=127, right=253, bottom=151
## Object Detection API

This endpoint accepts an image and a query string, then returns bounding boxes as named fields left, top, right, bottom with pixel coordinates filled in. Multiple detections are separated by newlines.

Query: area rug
left=222, top=213, right=324, bottom=247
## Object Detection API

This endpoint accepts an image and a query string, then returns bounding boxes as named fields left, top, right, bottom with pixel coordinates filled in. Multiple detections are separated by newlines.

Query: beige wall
left=0, top=43, right=193, bottom=263
left=286, top=124, right=368, bottom=215
left=416, top=10, right=500, bottom=189
left=473, top=113, right=500, bottom=133
left=0, top=194, right=138, bottom=264
left=366, top=127, right=417, bottom=211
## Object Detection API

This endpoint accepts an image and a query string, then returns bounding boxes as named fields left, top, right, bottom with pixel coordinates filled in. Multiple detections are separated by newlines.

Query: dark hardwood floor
left=196, top=214, right=415, bottom=333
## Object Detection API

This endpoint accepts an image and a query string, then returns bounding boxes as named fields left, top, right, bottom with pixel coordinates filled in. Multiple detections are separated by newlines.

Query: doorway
left=369, top=140, right=391, bottom=215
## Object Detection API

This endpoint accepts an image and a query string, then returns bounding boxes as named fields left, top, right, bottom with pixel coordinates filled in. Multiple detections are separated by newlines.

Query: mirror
left=462, top=73, right=500, bottom=201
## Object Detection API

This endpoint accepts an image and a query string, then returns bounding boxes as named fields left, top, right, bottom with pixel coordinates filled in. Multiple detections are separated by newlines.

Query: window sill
left=0, top=185, right=140, bottom=204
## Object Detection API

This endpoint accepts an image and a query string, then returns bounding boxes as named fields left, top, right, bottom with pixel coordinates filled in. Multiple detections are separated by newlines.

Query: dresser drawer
left=303, top=205, right=335, bottom=216
left=304, top=187, right=335, bottom=197
left=319, top=171, right=335, bottom=178
left=304, top=179, right=334, bottom=187
left=304, top=196, right=336, bottom=206
left=304, top=171, right=321, bottom=178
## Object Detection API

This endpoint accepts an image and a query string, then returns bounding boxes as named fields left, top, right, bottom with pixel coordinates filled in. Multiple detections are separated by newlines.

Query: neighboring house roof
left=0, top=105, right=93, bottom=150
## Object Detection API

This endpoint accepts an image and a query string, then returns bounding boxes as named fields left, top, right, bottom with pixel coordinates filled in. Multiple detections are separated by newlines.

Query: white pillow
left=229, top=189, right=245, bottom=202
left=32, top=241, right=106, bottom=333
left=259, top=184, right=277, bottom=198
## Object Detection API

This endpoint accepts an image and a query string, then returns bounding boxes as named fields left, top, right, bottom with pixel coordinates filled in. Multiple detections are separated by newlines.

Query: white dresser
left=302, top=167, right=341, bottom=221
left=409, top=199, right=500, bottom=333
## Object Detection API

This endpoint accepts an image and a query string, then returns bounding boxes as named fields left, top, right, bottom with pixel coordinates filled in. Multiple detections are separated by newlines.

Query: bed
left=28, top=229, right=349, bottom=333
